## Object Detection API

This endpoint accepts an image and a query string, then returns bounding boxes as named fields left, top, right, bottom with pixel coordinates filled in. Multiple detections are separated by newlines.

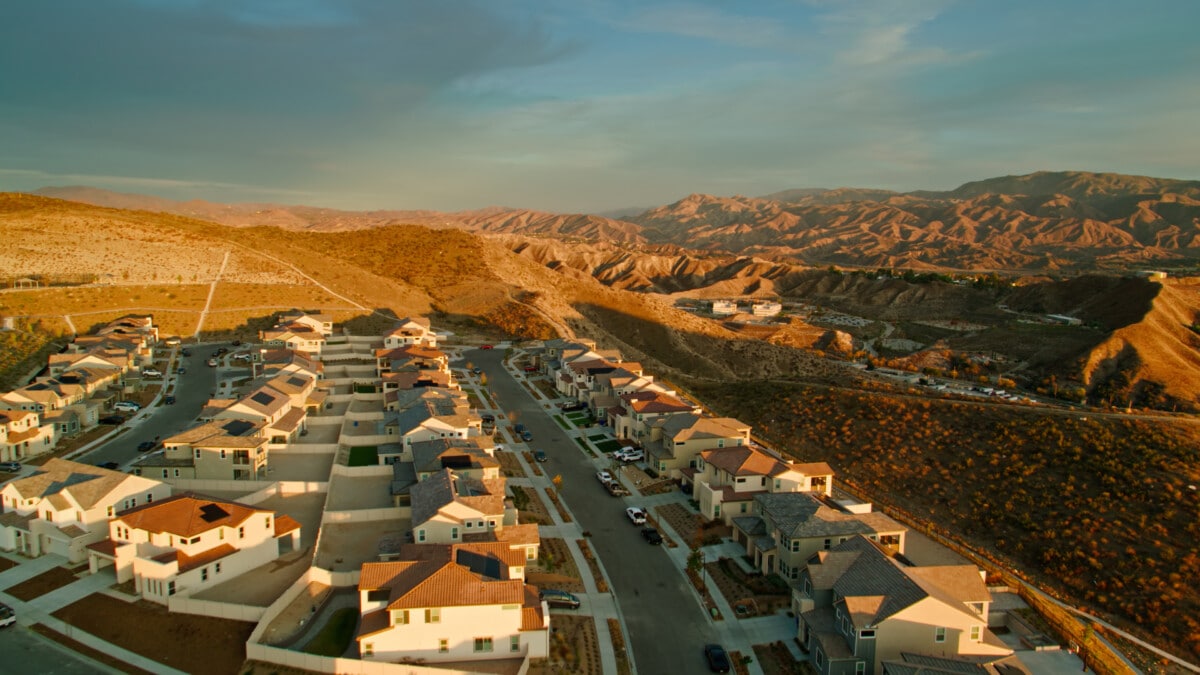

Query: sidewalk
left=0, top=558, right=187, bottom=675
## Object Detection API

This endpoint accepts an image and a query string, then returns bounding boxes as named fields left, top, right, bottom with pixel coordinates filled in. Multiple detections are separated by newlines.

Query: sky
left=1, top=0, right=1198, bottom=213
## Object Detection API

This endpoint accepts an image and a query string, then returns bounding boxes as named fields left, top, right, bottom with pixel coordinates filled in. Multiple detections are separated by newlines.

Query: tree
left=552, top=474, right=563, bottom=490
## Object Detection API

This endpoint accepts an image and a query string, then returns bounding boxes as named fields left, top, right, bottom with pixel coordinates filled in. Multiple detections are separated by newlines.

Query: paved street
left=0, top=623, right=124, bottom=675
left=471, top=348, right=722, bottom=675
left=79, top=342, right=233, bottom=467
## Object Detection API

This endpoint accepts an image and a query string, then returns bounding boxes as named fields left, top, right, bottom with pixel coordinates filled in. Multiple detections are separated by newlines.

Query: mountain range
left=34, top=170, right=1200, bottom=273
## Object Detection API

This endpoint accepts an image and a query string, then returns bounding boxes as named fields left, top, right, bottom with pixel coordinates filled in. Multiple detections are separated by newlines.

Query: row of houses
left=528, top=336, right=1016, bottom=675
left=1, top=315, right=162, bottom=463
left=710, top=299, right=783, bottom=317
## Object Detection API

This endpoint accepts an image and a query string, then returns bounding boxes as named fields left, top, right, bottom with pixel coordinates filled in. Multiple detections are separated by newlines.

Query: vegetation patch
left=0, top=325, right=64, bottom=390
left=30, top=623, right=157, bottom=675
left=593, top=439, right=623, bottom=453
left=302, top=607, right=358, bottom=657
left=346, top=446, right=378, bottom=466
left=606, top=617, right=633, bottom=675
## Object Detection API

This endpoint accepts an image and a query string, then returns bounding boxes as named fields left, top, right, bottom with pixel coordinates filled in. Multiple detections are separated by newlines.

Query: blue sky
left=1, top=0, right=1197, bottom=212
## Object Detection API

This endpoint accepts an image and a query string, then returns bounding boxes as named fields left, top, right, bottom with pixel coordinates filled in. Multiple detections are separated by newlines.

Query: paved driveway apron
left=472, top=349, right=720, bottom=675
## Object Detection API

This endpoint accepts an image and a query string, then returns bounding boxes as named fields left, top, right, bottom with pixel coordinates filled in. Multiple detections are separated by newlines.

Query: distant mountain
left=31, top=170, right=1200, bottom=272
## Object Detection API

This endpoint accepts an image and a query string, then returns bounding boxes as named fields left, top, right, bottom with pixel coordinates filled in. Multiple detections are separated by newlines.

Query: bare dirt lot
left=527, top=614, right=602, bottom=675
left=52, top=594, right=256, bottom=675
left=3, top=565, right=79, bottom=601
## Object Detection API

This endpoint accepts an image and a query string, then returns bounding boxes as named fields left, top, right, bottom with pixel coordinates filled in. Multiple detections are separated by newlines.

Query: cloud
left=811, top=0, right=970, bottom=70
left=618, top=4, right=790, bottom=50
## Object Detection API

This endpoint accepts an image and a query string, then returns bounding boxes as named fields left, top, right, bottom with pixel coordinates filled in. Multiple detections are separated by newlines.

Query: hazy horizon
left=2, top=1, right=1198, bottom=213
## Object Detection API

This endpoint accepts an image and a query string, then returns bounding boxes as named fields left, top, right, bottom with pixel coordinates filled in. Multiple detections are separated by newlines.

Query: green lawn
left=565, top=411, right=589, bottom=421
left=587, top=433, right=611, bottom=442
left=347, top=446, right=378, bottom=466
left=303, top=607, right=359, bottom=657
left=594, top=439, right=622, bottom=453
left=354, top=384, right=376, bottom=394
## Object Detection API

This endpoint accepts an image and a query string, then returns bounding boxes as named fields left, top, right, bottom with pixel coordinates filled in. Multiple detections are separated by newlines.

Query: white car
left=615, top=448, right=645, bottom=463
left=596, top=470, right=614, bottom=485
left=233, top=353, right=252, bottom=361
left=113, top=401, right=141, bottom=412
left=626, top=507, right=647, bottom=526
left=142, top=368, right=162, bottom=378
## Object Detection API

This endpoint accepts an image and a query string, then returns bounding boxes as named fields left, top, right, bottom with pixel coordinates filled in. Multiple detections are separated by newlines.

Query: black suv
left=137, top=441, right=156, bottom=452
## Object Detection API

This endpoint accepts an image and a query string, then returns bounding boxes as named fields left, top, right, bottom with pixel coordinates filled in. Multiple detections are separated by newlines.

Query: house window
left=935, top=627, right=946, bottom=643
left=740, top=503, right=747, bottom=513
left=815, top=649, right=824, bottom=668
left=168, top=581, right=176, bottom=596
left=451, top=527, right=459, bottom=540
left=855, top=663, right=865, bottom=675
left=859, top=629, right=875, bottom=639
left=367, top=589, right=388, bottom=602
left=425, top=608, right=440, bottom=623
left=264, top=516, right=271, bottom=528
left=194, top=448, right=201, bottom=459
left=717, top=439, right=724, bottom=448
left=190, top=536, right=200, bottom=544
left=363, top=643, right=373, bottom=657
left=473, top=637, right=493, bottom=653
left=238, top=526, right=245, bottom=539
left=823, top=538, right=832, bottom=550
left=162, top=469, right=169, bottom=478
left=735, top=477, right=746, bottom=484
left=219, top=529, right=224, bottom=540
left=489, top=520, right=497, bottom=528
left=438, top=639, right=448, bottom=653
left=713, top=504, right=720, bottom=517
left=804, top=578, right=812, bottom=595
left=201, top=567, right=209, bottom=581
left=774, top=479, right=781, bottom=489
left=417, top=530, right=426, bottom=542
left=970, top=625, right=982, bottom=641
left=791, top=540, right=800, bottom=552
left=466, top=521, right=473, bottom=529
left=394, top=610, right=409, bottom=625
left=174, top=469, right=180, bottom=477
left=146, top=493, right=153, bottom=503
left=215, top=562, right=221, bottom=574
left=510, top=636, right=520, bottom=653
left=107, top=506, right=114, bottom=517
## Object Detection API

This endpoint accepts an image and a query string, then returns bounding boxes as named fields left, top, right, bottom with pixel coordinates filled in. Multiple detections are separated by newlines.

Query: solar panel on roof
left=199, top=503, right=229, bottom=522
left=221, top=419, right=256, bottom=436
left=251, top=392, right=276, bottom=406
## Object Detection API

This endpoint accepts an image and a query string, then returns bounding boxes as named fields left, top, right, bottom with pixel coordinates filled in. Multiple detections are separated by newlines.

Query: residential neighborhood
left=0, top=311, right=1088, bottom=675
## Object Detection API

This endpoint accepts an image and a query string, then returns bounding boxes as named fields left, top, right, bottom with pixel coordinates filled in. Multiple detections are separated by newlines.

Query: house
left=643, top=414, right=752, bottom=477
left=688, top=447, right=834, bottom=525
left=276, top=311, right=334, bottom=336
left=356, top=542, right=549, bottom=664
left=376, top=344, right=449, bottom=376
left=216, top=383, right=307, bottom=446
left=409, top=469, right=538, bottom=561
left=379, top=390, right=481, bottom=463
left=711, top=300, right=738, bottom=316
left=411, top=438, right=499, bottom=482
left=253, top=348, right=324, bottom=381
left=0, top=409, right=58, bottom=462
left=733, top=492, right=907, bottom=582
left=609, top=390, right=697, bottom=442
left=133, top=418, right=269, bottom=481
left=794, top=536, right=1011, bottom=675
left=258, top=325, right=326, bottom=356
left=86, top=493, right=301, bottom=604
left=382, top=317, right=438, bottom=349
left=753, top=301, right=783, bottom=317
left=0, top=459, right=169, bottom=562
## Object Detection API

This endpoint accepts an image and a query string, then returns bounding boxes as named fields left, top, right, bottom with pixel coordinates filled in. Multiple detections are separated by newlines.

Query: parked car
left=472, top=367, right=481, bottom=375
left=216, top=347, right=229, bottom=355
left=538, top=589, right=580, bottom=609
left=207, top=358, right=219, bottom=367
left=533, top=449, right=548, bottom=463
left=176, top=366, right=186, bottom=374
left=523, top=364, right=537, bottom=372
left=142, top=368, right=162, bottom=378
left=231, top=340, right=241, bottom=347
left=96, top=461, right=120, bottom=470
left=596, top=470, right=614, bottom=485
left=137, top=441, right=156, bottom=452
left=113, top=401, right=140, bottom=412
left=0, top=461, right=21, bottom=473
left=614, top=447, right=644, bottom=463
left=164, top=395, right=176, bottom=405
left=99, top=415, right=126, bottom=425
left=0, top=602, right=15, bottom=628
left=233, top=353, right=252, bottom=361
left=560, top=401, right=586, bottom=412
left=607, top=481, right=630, bottom=497
left=521, top=430, right=533, bottom=442
left=480, top=344, right=493, bottom=350
left=625, top=506, right=647, bottom=526
left=181, top=348, right=192, bottom=357
left=641, top=527, right=664, bottom=545
left=514, top=423, right=526, bottom=433
left=704, top=644, right=731, bottom=673
left=480, top=414, right=495, bottom=424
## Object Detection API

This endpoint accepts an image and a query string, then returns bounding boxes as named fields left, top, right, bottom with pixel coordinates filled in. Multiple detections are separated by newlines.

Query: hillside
left=36, top=169, right=1200, bottom=273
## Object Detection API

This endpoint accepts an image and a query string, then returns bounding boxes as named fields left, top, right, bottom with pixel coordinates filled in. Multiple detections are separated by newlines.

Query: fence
left=321, top=507, right=407, bottom=524
left=331, top=463, right=392, bottom=478
left=168, top=595, right=266, bottom=622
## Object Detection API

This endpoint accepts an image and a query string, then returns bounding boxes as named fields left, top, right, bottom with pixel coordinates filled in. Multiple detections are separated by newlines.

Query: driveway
left=470, top=348, right=722, bottom=675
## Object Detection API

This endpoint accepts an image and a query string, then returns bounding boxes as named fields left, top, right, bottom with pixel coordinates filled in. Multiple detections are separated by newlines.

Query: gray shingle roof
left=756, top=492, right=904, bottom=539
